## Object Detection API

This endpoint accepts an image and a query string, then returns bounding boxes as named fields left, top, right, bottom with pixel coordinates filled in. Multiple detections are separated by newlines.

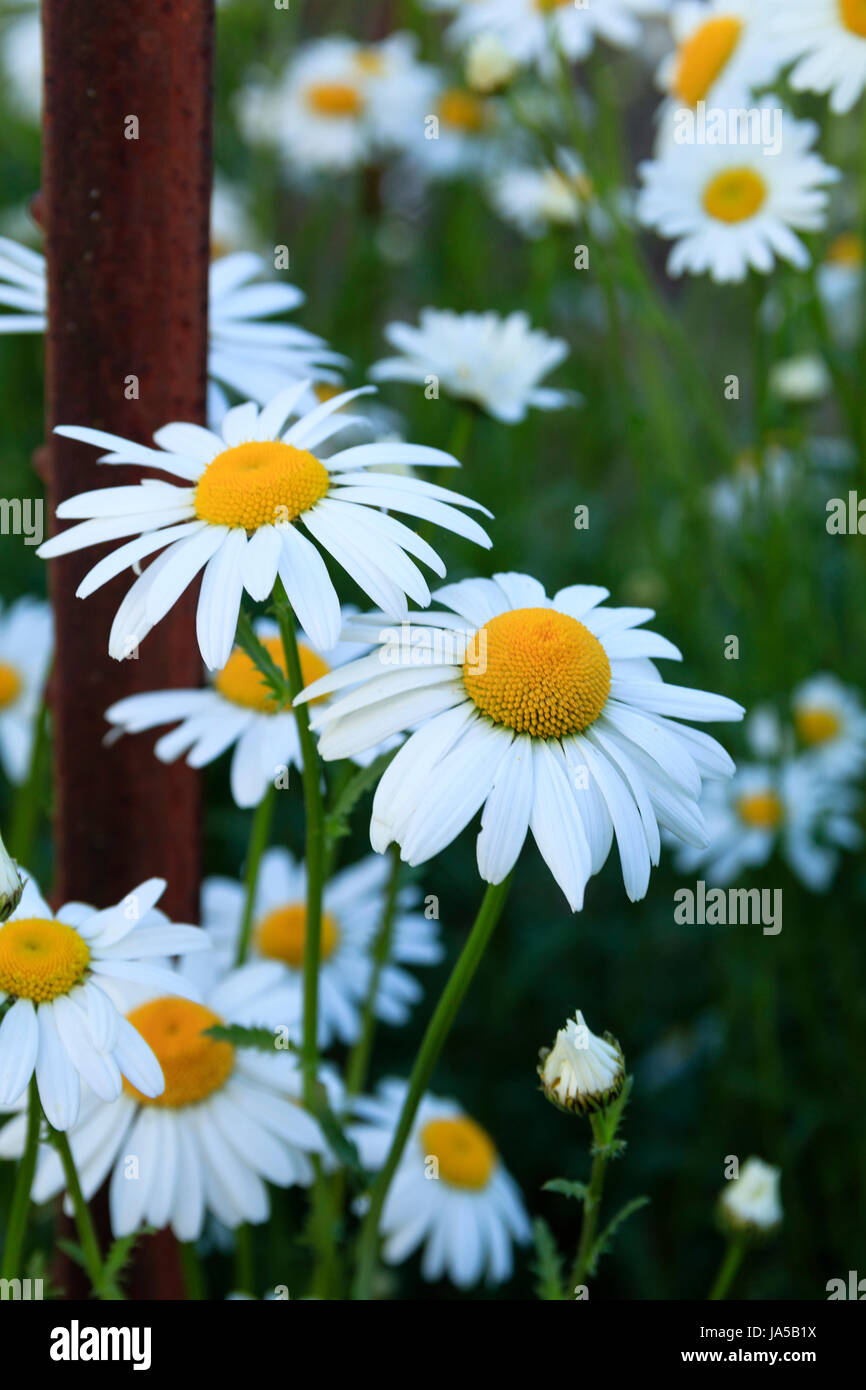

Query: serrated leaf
left=543, top=1177, right=590, bottom=1202
left=531, top=1217, right=566, bottom=1301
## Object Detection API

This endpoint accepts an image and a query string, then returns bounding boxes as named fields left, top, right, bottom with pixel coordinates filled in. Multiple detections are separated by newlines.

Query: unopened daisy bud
left=719, top=1158, right=782, bottom=1237
left=0, top=831, right=23, bottom=923
left=538, top=1009, right=624, bottom=1115
left=465, top=33, right=516, bottom=94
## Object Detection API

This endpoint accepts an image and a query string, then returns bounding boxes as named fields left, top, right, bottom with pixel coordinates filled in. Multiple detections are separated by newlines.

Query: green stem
left=51, top=1123, right=111, bottom=1297
left=273, top=579, right=326, bottom=1110
left=0, top=1076, right=40, bottom=1281
left=180, top=1241, right=206, bottom=1300
left=352, top=875, right=513, bottom=1299
left=234, top=785, right=276, bottom=968
left=234, top=1223, right=255, bottom=1297
left=709, top=1235, right=747, bottom=1301
left=8, top=696, right=49, bottom=866
left=570, top=1112, right=611, bottom=1292
left=344, top=843, right=402, bottom=1098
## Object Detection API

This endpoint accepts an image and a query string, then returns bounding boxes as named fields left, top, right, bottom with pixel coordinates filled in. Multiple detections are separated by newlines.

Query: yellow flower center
left=0, top=660, right=22, bottom=711
left=826, top=231, right=864, bottom=266
left=703, top=167, right=767, bottom=224
left=314, top=383, right=345, bottom=405
left=737, top=791, right=784, bottom=830
left=255, top=904, right=340, bottom=970
left=355, top=49, right=385, bottom=75
left=194, top=440, right=330, bottom=531
left=673, top=17, right=743, bottom=105
left=795, top=707, right=842, bottom=746
left=306, top=81, right=364, bottom=118
left=214, top=636, right=330, bottom=713
left=437, top=89, right=486, bottom=132
left=463, top=607, right=611, bottom=740
left=123, top=998, right=234, bottom=1108
left=840, top=0, right=866, bottom=38
left=535, top=0, right=572, bottom=10
left=420, top=1116, right=496, bottom=1191
left=0, top=917, right=90, bottom=1003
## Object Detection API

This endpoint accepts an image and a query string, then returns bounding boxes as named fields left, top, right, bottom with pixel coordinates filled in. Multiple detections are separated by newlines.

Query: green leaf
left=205, top=1022, right=298, bottom=1054
left=324, top=748, right=399, bottom=844
left=531, top=1217, right=566, bottom=1301
left=542, top=1177, right=590, bottom=1202
left=56, top=1238, right=88, bottom=1273
left=97, top=1228, right=153, bottom=1301
left=589, top=1196, right=650, bottom=1275
left=235, top=609, right=290, bottom=707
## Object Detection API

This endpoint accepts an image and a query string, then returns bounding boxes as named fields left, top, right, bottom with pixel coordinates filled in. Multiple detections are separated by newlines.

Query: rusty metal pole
left=42, top=0, right=215, bottom=1297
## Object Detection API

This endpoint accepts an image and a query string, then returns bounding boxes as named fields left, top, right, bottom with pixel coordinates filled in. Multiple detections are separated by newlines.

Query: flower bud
left=538, top=1009, right=624, bottom=1115
left=718, top=1157, right=782, bottom=1236
left=0, top=831, right=23, bottom=923
left=464, top=33, right=517, bottom=95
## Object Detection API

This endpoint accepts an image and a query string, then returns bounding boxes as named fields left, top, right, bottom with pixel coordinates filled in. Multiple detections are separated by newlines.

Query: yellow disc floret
left=0, top=661, right=22, bottom=711
left=673, top=17, right=743, bottom=106
left=437, top=89, right=486, bottom=132
left=840, top=0, right=866, bottom=39
left=255, top=905, right=340, bottom=970
left=124, top=998, right=234, bottom=1108
left=194, top=441, right=330, bottom=531
left=826, top=231, right=864, bottom=266
left=795, top=708, right=842, bottom=746
left=420, top=1116, right=496, bottom=1190
left=214, top=636, right=330, bottom=714
left=736, top=791, right=784, bottom=830
left=703, top=167, right=767, bottom=223
left=307, top=82, right=364, bottom=117
left=463, top=607, right=611, bottom=740
left=0, top=917, right=90, bottom=1003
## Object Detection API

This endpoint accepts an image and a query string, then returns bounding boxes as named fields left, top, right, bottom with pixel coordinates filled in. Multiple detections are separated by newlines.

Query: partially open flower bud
left=538, top=1009, right=625, bottom=1115
left=718, top=1157, right=782, bottom=1236
left=464, top=33, right=517, bottom=95
left=0, top=832, right=23, bottom=924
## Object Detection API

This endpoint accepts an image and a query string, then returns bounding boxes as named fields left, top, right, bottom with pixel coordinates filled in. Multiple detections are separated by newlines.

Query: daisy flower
left=201, top=849, right=443, bottom=1047
left=37, top=382, right=491, bottom=669
left=297, top=573, right=744, bottom=912
left=656, top=1, right=779, bottom=110
left=104, top=616, right=395, bottom=809
left=370, top=309, right=574, bottom=423
left=637, top=106, right=840, bottom=282
left=538, top=1008, right=625, bottom=1114
left=791, top=674, right=866, bottom=778
left=0, top=874, right=209, bottom=1130
left=0, top=958, right=327, bottom=1239
left=0, top=237, right=341, bottom=424
left=673, top=760, right=862, bottom=890
left=406, top=78, right=498, bottom=181
left=350, top=1078, right=531, bottom=1287
left=0, top=596, right=52, bottom=784
left=719, top=1157, right=782, bottom=1234
left=817, top=232, right=864, bottom=348
left=769, top=0, right=866, bottom=114
left=488, top=151, right=595, bottom=239
left=448, top=0, right=657, bottom=75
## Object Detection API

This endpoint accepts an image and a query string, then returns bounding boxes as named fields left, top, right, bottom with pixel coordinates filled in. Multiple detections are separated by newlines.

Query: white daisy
left=297, top=573, right=744, bottom=911
left=791, top=674, right=866, bottom=778
left=0, top=238, right=341, bottom=424
left=350, top=1078, right=531, bottom=1287
left=538, top=1008, right=625, bottom=1113
left=637, top=105, right=840, bottom=282
left=719, top=1156, right=782, bottom=1234
left=0, top=874, right=209, bottom=1130
left=403, top=78, right=499, bottom=181
left=104, top=616, right=395, bottom=809
left=488, top=150, right=595, bottom=239
left=448, top=0, right=656, bottom=75
left=769, top=0, right=866, bottom=114
left=0, top=596, right=52, bottom=784
left=37, top=382, right=491, bottom=670
left=201, top=849, right=443, bottom=1047
left=0, top=958, right=327, bottom=1239
left=673, top=759, right=863, bottom=891
left=817, top=232, right=864, bottom=348
left=656, top=1, right=779, bottom=110
left=370, top=309, right=574, bottom=423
